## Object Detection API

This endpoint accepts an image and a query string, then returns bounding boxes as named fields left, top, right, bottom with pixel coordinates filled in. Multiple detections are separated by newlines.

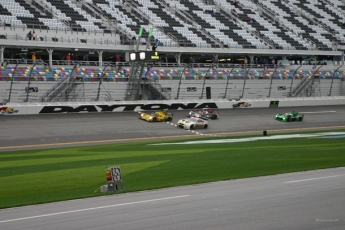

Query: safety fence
left=0, top=65, right=344, bottom=103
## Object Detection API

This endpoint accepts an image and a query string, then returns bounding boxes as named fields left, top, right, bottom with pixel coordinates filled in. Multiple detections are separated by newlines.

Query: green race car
left=275, top=111, right=304, bottom=122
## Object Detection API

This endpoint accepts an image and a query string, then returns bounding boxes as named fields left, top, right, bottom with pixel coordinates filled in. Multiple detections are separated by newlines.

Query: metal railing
left=2, top=65, right=344, bottom=103
left=0, top=31, right=338, bottom=51
left=40, top=77, right=69, bottom=102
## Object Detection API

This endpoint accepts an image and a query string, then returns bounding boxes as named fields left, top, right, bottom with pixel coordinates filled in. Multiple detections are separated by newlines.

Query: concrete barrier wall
left=2, top=96, right=345, bottom=115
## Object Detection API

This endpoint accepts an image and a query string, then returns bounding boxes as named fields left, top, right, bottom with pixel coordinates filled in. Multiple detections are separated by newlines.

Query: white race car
left=177, top=117, right=208, bottom=130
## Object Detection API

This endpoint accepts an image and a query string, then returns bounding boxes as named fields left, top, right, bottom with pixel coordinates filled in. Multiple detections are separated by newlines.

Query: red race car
left=188, top=108, right=219, bottom=120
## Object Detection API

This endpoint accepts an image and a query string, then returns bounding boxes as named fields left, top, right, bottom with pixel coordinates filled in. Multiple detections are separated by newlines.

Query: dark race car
left=188, top=108, right=219, bottom=120
left=275, top=111, right=304, bottom=122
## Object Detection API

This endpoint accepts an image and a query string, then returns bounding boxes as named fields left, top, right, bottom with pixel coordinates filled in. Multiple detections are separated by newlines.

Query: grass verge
left=1, top=129, right=345, bottom=209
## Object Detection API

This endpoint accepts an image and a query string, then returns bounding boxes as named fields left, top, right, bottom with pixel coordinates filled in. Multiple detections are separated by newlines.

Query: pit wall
left=2, top=97, right=345, bottom=115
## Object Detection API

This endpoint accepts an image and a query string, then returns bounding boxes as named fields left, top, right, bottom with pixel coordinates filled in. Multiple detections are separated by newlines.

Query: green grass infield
left=1, top=129, right=345, bottom=209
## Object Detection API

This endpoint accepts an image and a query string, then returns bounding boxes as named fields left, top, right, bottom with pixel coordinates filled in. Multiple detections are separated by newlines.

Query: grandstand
left=0, top=0, right=344, bottom=103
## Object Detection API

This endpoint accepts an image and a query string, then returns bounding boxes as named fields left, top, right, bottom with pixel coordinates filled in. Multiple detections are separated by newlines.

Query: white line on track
left=0, top=195, right=190, bottom=224
left=315, top=219, right=339, bottom=222
left=284, top=174, right=345, bottom=184
left=299, top=111, right=337, bottom=113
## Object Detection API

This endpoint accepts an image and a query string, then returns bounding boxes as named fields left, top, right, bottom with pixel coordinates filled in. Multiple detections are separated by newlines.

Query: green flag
left=138, top=28, right=143, bottom=37
left=149, top=28, right=153, bottom=37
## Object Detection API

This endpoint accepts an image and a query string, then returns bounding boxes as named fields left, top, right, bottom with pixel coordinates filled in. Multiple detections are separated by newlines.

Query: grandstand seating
left=0, top=0, right=343, bottom=50
left=0, top=66, right=343, bottom=82
left=0, top=0, right=344, bottom=103
left=0, top=65, right=344, bottom=102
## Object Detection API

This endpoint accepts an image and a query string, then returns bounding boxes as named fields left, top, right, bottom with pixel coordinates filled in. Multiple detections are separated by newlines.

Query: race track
left=0, top=168, right=344, bottom=230
left=1, top=105, right=345, bottom=150
left=1, top=105, right=345, bottom=229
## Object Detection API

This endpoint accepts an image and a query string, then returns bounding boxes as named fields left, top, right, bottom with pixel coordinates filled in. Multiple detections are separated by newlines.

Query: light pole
left=3, top=61, right=19, bottom=103
left=223, top=64, right=241, bottom=99
left=307, top=65, right=324, bottom=97
left=96, top=62, right=115, bottom=101
left=241, top=66, right=251, bottom=99
left=24, top=60, right=46, bottom=102
left=268, top=65, right=285, bottom=98
left=175, top=64, right=191, bottom=100
left=328, top=65, right=343, bottom=96
left=69, top=61, right=82, bottom=82
left=200, top=63, right=216, bottom=99
left=288, top=65, right=303, bottom=97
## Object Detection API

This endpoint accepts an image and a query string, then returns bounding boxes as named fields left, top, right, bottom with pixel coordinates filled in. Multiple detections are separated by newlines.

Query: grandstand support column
left=313, top=56, right=317, bottom=69
left=175, top=53, right=181, bottom=66
left=0, top=47, right=4, bottom=64
left=249, top=55, right=254, bottom=67
left=213, top=54, right=219, bottom=67
left=97, top=50, right=103, bottom=67
left=47, top=49, right=54, bottom=67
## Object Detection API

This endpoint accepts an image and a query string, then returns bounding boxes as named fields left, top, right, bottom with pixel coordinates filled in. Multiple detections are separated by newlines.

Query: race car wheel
left=287, top=116, right=292, bottom=122
left=152, top=117, right=157, bottom=122
left=166, top=117, right=172, bottom=121
left=203, top=124, right=208, bottom=129
left=190, top=125, right=195, bottom=130
left=300, top=117, right=303, bottom=121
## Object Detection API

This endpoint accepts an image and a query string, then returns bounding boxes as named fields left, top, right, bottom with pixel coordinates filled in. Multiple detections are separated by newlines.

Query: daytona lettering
left=38, top=103, right=219, bottom=113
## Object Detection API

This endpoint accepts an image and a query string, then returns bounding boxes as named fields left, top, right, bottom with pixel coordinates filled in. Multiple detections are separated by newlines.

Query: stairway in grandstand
left=39, top=76, right=86, bottom=102
left=124, top=62, right=167, bottom=101
left=40, top=76, right=70, bottom=102
left=64, top=79, right=86, bottom=101
left=289, top=74, right=321, bottom=97
left=142, top=81, right=167, bottom=100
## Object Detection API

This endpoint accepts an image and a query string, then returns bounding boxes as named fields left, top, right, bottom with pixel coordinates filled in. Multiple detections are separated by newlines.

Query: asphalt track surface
left=0, top=168, right=344, bottom=230
left=1, top=105, right=345, bottom=230
left=1, top=105, right=345, bottom=150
